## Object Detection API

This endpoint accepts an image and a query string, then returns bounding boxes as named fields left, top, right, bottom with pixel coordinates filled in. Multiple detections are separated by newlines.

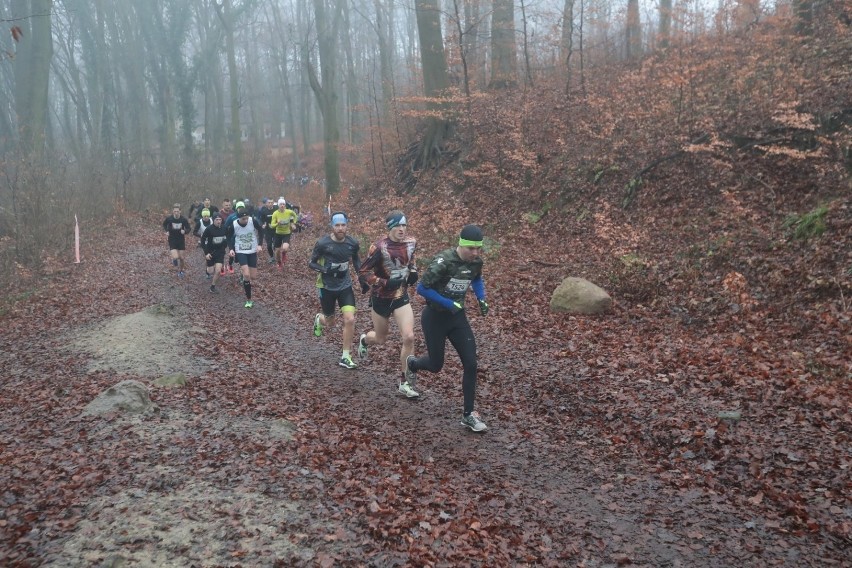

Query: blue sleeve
left=471, top=276, right=485, bottom=300
left=416, top=282, right=456, bottom=310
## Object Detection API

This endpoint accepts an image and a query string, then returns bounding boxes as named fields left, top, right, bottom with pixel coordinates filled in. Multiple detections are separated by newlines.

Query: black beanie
left=459, top=224, right=483, bottom=244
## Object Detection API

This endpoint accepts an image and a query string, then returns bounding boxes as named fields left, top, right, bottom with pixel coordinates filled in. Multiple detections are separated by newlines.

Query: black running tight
left=410, top=306, right=478, bottom=415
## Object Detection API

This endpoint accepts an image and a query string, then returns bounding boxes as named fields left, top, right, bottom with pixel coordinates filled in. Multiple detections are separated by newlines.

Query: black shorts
left=168, top=236, right=186, bottom=251
left=319, top=287, right=356, bottom=316
left=370, top=293, right=411, bottom=318
left=235, top=252, right=258, bottom=268
left=273, top=234, right=292, bottom=247
left=206, top=251, right=226, bottom=266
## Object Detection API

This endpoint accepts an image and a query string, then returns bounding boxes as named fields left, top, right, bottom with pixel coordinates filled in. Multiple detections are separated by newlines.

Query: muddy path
left=0, top=226, right=844, bottom=567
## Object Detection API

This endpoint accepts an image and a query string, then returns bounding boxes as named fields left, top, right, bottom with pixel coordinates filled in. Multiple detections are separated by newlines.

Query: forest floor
left=0, top=217, right=848, bottom=567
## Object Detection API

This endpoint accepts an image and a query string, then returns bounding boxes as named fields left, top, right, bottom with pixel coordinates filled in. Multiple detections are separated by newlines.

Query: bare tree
left=490, top=0, right=517, bottom=89
left=13, top=0, right=53, bottom=157
left=626, top=0, right=641, bottom=60
left=306, top=0, right=343, bottom=194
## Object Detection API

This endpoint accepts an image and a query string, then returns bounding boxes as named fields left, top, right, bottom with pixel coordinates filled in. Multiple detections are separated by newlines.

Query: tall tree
left=490, top=0, right=517, bottom=89
left=306, top=0, right=343, bottom=194
left=215, top=0, right=245, bottom=193
left=413, top=0, right=454, bottom=169
left=625, top=0, right=641, bottom=60
left=659, top=0, right=672, bottom=48
left=561, top=0, right=575, bottom=93
left=12, top=0, right=53, bottom=157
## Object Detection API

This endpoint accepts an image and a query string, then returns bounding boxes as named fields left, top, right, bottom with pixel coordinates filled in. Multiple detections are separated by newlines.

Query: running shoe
left=338, top=355, right=358, bottom=369
left=268, top=256, right=275, bottom=264
left=220, top=269, right=226, bottom=276
left=178, top=271, right=185, bottom=278
left=172, top=259, right=179, bottom=267
left=209, top=285, right=218, bottom=293
left=461, top=411, right=488, bottom=432
left=244, top=300, right=254, bottom=309
left=228, top=265, right=235, bottom=274
left=405, top=355, right=418, bottom=386
left=398, top=381, right=420, bottom=398
left=205, top=273, right=212, bottom=280
left=357, top=333, right=369, bottom=359
left=313, top=313, right=323, bottom=337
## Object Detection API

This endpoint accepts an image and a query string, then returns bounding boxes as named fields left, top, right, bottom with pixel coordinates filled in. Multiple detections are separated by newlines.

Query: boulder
left=550, top=277, right=612, bottom=314
left=82, top=380, right=154, bottom=416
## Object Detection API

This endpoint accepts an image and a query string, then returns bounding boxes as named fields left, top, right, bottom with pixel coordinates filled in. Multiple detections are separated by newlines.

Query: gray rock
left=550, top=277, right=612, bottom=314
left=82, top=380, right=154, bottom=416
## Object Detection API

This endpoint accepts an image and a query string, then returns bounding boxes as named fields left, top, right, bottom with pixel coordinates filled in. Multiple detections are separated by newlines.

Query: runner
left=200, top=214, right=228, bottom=293
left=357, top=210, right=420, bottom=397
left=271, top=198, right=298, bottom=270
left=224, top=201, right=247, bottom=275
left=226, top=206, right=263, bottom=308
left=162, top=203, right=191, bottom=278
left=408, top=224, right=491, bottom=432
left=194, top=209, right=215, bottom=278
left=217, top=199, right=234, bottom=276
left=257, top=197, right=276, bottom=262
left=308, top=212, right=363, bottom=369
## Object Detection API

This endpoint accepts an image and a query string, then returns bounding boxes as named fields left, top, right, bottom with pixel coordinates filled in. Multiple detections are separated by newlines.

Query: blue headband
left=331, top=213, right=348, bottom=226
left=386, top=214, right=407, bottom=230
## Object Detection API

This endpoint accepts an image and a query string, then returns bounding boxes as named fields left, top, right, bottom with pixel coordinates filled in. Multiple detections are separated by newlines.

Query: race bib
left=171, top=223, right=183, bottom=230
left=238, top=234, right=253, bottom=250
left=212, top=236, right=225, bottom=244
left=446, top=278, right=470, bottom=293
left=332, top=261, right=349, bottom=272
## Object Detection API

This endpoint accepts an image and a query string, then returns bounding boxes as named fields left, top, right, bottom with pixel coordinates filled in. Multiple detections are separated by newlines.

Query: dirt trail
left=0, top=226, right=844, bottom=567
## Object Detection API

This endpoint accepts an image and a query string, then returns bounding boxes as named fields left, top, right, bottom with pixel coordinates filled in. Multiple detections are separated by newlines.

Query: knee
left=401, top=331, right=415, bottom=346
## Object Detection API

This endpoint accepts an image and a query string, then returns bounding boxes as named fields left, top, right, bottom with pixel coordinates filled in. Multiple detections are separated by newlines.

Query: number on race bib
left=446, top=278, right=470, bottom=293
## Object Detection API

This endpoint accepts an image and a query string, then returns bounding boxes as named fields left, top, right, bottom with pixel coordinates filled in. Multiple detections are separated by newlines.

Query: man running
left=357, top=210, right=420, bottom=397
left=407, top=225, right=491, bottom=432
left=195, top=208, right=214, bottom=238
left=271, top=198, right=298, bottom=270
left=309, top=212, right=362, bottom=369
left=226, top=206, right=263, bottom=308
left=257, top=197, right=276, bottom=262
left=162, top=204, right=191, bottom=278
left=201, top=214, right=228, bottom=293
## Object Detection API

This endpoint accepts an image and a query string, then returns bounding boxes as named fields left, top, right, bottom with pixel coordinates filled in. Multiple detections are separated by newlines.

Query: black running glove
left=478, top=299, right=489, bottom=316
left=359, top=276, right=370, bottom=294
left=407, top=269, right=419, bottom=286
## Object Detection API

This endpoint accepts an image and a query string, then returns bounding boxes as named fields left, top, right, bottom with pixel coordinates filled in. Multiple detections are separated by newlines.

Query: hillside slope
left=354, top=15, right=851, bottom=545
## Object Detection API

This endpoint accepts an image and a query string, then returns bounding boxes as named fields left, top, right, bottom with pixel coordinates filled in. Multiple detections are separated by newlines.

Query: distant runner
left=162, top=203, right=191, bottom=278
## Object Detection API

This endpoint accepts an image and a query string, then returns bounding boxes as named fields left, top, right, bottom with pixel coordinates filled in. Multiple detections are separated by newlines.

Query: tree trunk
left=13, top=0, right=53, bottom=157
left=561, top=0, right=574, bottom=93
left=489, top=0, right=517, bottom=89
left=306, top=0, right=343, bottom=195
left=659, top=0, right=672, bottom=48
left=414, top=0, right=455, bottom=170
left=216, top=0, right=244, bottom=193
left=626, top=0, right=641, bottom=61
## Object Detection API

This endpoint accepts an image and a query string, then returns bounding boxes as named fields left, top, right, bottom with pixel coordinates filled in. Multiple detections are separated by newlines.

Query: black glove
left=385, top=277, right=405, bottom=291
left=358, top=276, right=370, bottom=294
left=450, top=300, right=464, bottom=314
left=478, top=299, right=489, bottom=316
left=407, top=269, right=419, bottom=286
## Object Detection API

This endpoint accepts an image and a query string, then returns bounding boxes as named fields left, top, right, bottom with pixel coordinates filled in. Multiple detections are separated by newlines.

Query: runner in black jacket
left=201, top=215, right=228, bottom=293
